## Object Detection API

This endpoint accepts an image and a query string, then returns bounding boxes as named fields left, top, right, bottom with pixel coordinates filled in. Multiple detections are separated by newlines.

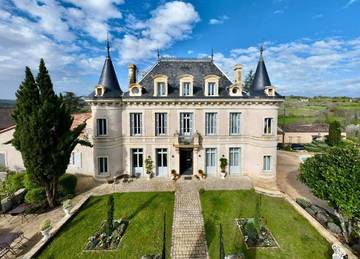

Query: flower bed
left=84, top=219, right=128, bottom=251
left=236, top=218, right=279, bottom=248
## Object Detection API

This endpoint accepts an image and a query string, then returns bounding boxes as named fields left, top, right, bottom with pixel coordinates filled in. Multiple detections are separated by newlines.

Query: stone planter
left=220, top=171, right=226, bottom=179
left=146, top=173, right=151, bottom=180
left=63, top=207, right=71, bottom=217
left=41, top=228, right=51, bottom=241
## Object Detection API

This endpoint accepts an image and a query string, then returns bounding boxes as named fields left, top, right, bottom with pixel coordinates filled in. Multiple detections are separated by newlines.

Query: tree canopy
left=243, top=70, right=254, bottom=93
left=10, top=59, right=91, bottom=208
left=299, top=144, right=360, bottom=242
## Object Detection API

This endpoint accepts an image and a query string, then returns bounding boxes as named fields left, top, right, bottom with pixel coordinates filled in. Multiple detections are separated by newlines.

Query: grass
left=39, top=192, right=174, bottom=259
left=200, top=190, right=332, bottom=259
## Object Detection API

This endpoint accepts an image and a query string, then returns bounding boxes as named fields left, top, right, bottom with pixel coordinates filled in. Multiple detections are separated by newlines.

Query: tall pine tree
left=243, top=70, right=254, bottom=93
left=10, top=59, right=92, bottom=208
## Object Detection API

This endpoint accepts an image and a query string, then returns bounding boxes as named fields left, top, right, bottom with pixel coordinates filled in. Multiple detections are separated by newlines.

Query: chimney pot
left=234, top=64, right=243, bottom=84
left=128, top=64, right=137, bottom=85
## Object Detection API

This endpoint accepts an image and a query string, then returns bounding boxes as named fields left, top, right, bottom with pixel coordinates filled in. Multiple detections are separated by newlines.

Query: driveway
left=277, top=150, right=330, bottom=209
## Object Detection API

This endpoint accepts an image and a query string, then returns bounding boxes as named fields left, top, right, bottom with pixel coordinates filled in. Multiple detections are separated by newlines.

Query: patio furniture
left=8, top=203, right=31, bottom=223
left=0, top=231, right=29, bottom=258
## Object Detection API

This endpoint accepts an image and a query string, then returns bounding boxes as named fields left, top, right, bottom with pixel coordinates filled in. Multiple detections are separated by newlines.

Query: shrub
left=219, top=155, right=228, bottom=172
left=244, top=219, right=258, bottom=245
left=62, top=199, right=71, bottom=210
left=40, top=219, right=51, bottom=231
left=4, top=173, right=25, bottom=196
left=58, top=174, right=77, bottom=197
left=106, top=195, right=115, bottom=236
left=23, top=173, right=40, bottom=190
left=327, top=120, right=342, bottom=146
left=25, top=188, right=46, bottom=206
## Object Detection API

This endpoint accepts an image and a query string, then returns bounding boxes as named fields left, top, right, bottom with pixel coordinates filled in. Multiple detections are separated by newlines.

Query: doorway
left=180, top=149, right=193, bottom=175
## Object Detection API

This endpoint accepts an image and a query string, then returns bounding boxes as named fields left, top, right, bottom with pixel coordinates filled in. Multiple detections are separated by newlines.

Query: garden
left=201, top=190, right=332, bottom=259
left=38, top=192, right=174, bottom=258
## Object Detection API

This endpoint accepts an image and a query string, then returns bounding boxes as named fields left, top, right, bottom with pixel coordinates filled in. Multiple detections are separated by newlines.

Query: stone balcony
left=173, top=131, right=201, bottom=151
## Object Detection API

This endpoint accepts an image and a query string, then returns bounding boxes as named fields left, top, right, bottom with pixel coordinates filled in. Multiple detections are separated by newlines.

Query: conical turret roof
left=250, top=47, right=271, bottom=96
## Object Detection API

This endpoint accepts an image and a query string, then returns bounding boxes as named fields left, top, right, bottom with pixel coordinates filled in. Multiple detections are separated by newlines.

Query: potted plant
left=219, top=155, right=228, bottom=179
left=198, top=169, right=207, bottom=179
left=40, top=219, right=52, bottom=241
left=62, top=199, right=71, bottom=217
left=170, top=169, right=180, bottom=181
left=144, top=156, right=154, bottom=180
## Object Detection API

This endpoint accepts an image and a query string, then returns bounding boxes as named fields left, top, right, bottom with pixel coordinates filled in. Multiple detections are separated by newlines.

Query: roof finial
left=157, top=49, right=160, bottom=60
left=106, top=33, right=110, bottom=58
left=259, top=45, right=264, bottom=61
left=211, top=48, right=214, bottom=61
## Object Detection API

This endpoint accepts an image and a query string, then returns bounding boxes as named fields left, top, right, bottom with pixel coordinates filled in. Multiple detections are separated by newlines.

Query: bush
left=244, top=219, right=258, bottom=245
left=4, top=173, right=25, bottom=196
left=58, top=174, right=77, bottom=197
left=25, top=187, right=46, bottom=206
left=23, top=173, right=39, bottom=190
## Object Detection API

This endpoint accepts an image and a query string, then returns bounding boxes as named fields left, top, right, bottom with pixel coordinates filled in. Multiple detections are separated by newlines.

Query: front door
left=180, top=149, right=193, bottom=175
left=156, top=148, right=168, bottom=177
left=132, top=148, right=143, bottom=177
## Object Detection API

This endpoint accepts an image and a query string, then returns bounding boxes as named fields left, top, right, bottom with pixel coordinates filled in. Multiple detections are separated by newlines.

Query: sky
left=0, top=0, right=359, bottom=99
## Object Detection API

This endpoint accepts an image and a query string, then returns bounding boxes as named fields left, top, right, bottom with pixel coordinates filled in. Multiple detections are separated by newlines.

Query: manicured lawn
left=39, top=192, right=174, bottom=258
left=201, top=190, right=332, bottom=259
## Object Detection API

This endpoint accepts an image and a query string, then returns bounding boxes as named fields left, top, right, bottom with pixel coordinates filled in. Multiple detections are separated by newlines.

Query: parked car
left=290, top=143, right=305, bottom=151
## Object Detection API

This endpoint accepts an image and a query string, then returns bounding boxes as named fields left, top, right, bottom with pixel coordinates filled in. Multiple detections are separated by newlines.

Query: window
left=205, top=113, right=217, bottom=135
left=132, top=149, right=143, bottom=176
left=155, top=113, right=167, bottom=136
left=229, top=148, right=240, bottom=167
left=263, top=155, right=271, bottom=171
left=96, top=118, right=107, bottom=136
left=207, top=82, right=216, bottom=96
left=264, top=118, right=273, bottom=134
left=130, top=113, right=142, bottom=136
left=157, top=82, right=166, bottom=96
left=229, top=113, right=240, bottom=135
left=156, top=148, right=168, bottom=177
left=182, top=82, right=191, bottom=96
left=180, top=113, right=193, bottom=135
left=205, top=148, right=217, bottom=176
left=98, top=157, right=108, bottom=174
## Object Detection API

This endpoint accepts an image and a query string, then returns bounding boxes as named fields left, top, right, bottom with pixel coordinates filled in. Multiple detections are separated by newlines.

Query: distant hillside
left=0, top=99, right=16, bottom=108
left=279, top=97, right=360, bottom=127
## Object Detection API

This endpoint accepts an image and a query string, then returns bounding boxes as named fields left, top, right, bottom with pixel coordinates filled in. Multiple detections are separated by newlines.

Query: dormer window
left=157, top=82, right=166, bottom=96
left=204, top=75, right=220, bottom=96
left=95, top=86, right=104, bottom=97
left=207, top=82, right=216, bottom=96
left=265, top=86, right=276, bottom=97
left=183, top=82, right=191, bottom=96
left=129, top=83, right=143, bottom=97
left=179, top=74, right=194, bottom=97
left=153, top=74, right=168, bottom=97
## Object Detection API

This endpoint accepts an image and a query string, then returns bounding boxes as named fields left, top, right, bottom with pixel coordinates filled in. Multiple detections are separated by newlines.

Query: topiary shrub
left=25, top=187, right=46, bottom=206
left=4, top=173, right=25, bottom=196
left=23, top=173, right=39, bottom=190
left=58, top=174, right=77, bottom=197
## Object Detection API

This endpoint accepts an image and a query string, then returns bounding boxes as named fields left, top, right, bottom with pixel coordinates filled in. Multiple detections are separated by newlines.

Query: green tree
left=299, top=145, right=360, bottom=243
left=243, top=70, right=254, bottom=93
left=106, top=195, right=114, bottom=236
left=62, top=91, right=86, bottom=113
left=327, top=120, right=342, bottom=146
left=10, top=59, right=91, bottom=208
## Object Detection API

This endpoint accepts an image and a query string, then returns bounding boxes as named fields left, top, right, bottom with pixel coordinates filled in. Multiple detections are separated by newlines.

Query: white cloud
left=344, top=0, right=358, bottom=8
left=209, top=15, right=228, bottom=25
left=312, top=14, right=324, bottom=19
left=273, top=10, right=284, bottom=15
left=117, top=1, right=200, bottom=63
left=213, top=38, right=360, bottom=97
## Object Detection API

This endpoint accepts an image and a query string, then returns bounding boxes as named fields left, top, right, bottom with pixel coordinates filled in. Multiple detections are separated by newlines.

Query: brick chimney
left=128, top=64, right=137, bottom=85
left=234, top=64, right=243, bottom=84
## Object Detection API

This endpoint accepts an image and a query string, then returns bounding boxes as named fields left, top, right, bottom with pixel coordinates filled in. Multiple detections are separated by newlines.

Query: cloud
left=312, top=14, right=324, bottom=19
left=208, top=15, right=229, bottom=25
left=344, top=0, right=358, bottom=8
left=273, top=10, right=284, bottom=15
left=213, top=38, right=360, bottom=97
left=117, top=1, right=200, bottom=63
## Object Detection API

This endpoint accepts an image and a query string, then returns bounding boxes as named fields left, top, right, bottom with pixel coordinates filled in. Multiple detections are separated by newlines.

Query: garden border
left=254, top=187, right=357, bottom=259
left=23, top=194, right=91, bottom=259
left=235, top=218, right=280, bottom=250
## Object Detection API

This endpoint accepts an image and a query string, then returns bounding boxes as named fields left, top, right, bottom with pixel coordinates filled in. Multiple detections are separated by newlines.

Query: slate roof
left=250, top=49, right=272, bottom=96
left=88, top=42, right=122, bottom=99
left=282, top=124, right=330, bottom=133
left=123, top=58, right=238, bottom=98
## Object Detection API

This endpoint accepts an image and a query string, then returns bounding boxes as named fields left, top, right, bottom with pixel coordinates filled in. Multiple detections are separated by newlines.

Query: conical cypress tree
left=10, top=59, right=92, bottom=208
